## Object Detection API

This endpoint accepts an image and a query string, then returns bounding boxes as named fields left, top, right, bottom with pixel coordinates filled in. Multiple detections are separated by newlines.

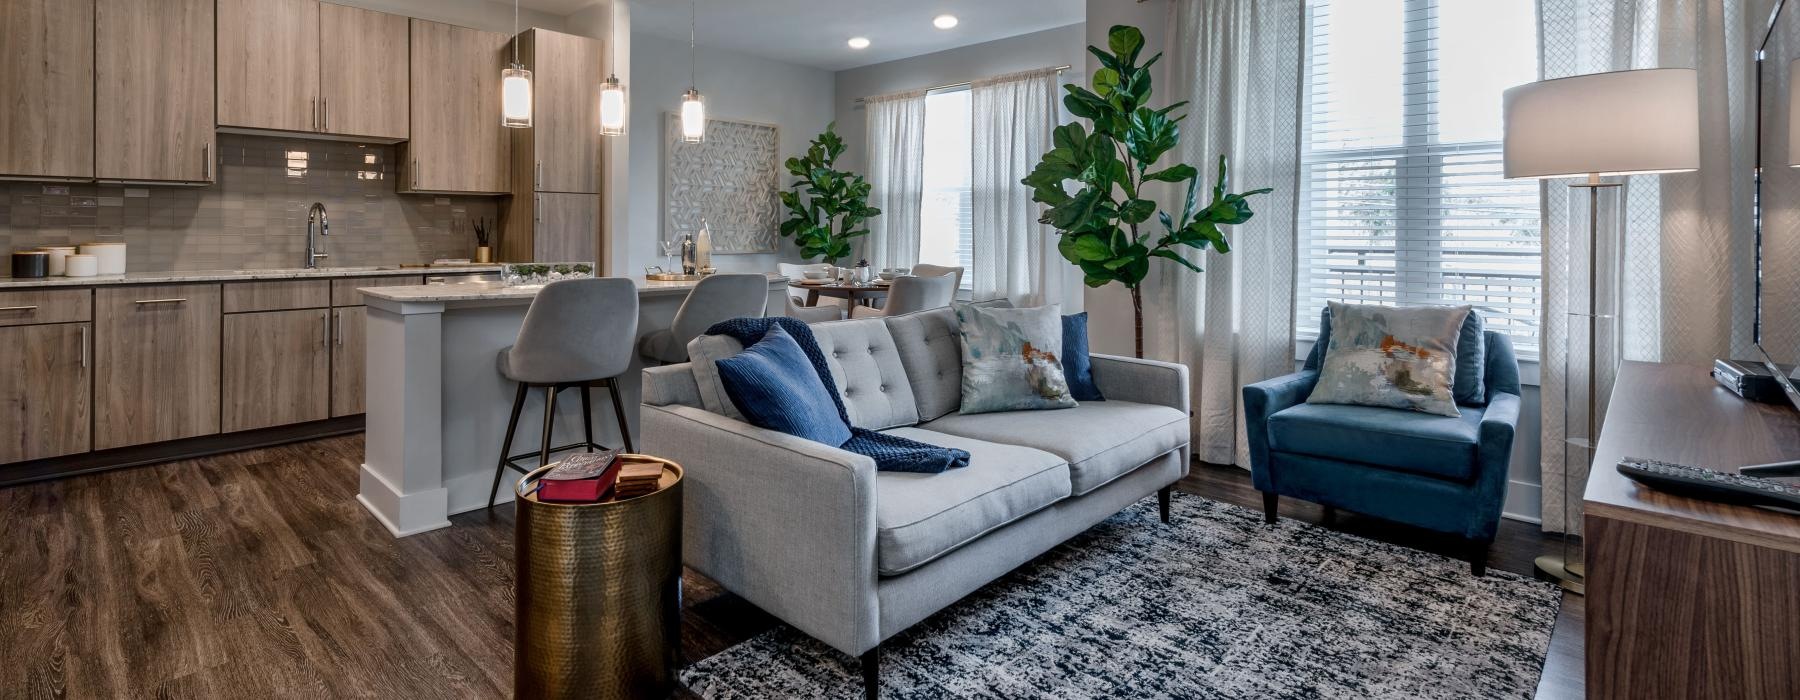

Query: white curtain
left=1535, top=0, right=1756, bottom=533
left=864, top=90, right=928, bottom=271
left=971, top=68, right=1081, bottom=308
left=1144, top=0, right=1305, bottom=466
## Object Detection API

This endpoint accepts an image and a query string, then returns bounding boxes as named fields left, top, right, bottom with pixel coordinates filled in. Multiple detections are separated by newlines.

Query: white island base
left=356, top=276, right=789, bottom=537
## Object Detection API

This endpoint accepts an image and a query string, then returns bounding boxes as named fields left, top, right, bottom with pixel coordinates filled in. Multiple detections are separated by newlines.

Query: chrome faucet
left=306, top=202, right=329, bottom=269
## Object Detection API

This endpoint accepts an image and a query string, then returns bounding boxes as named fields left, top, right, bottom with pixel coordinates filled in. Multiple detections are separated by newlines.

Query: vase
left=474, top=246, right=493, bottom=263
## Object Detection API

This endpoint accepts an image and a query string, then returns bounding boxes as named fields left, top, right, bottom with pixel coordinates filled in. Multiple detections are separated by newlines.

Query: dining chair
left=910, top=264, right=964, bottom=292
left=849, top=273, right=957, bottom=319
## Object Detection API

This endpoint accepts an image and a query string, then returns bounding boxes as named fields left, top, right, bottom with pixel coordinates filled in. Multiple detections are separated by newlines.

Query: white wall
left=625, top=33, right=835, bottom=277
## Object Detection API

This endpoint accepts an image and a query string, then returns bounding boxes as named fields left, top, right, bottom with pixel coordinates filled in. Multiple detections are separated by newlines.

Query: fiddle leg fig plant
left=1022, top=25, right=1272, bottom=358
left=778, top=122, right=880, bottom=264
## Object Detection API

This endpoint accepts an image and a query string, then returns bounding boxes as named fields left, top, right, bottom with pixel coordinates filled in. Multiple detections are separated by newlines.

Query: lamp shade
left=1502, top=68, right=1699, bottom=179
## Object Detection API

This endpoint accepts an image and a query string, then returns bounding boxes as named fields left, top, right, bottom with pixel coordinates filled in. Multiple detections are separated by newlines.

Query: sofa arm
left=1090, top=353, right=1190, bottom=414
left=1468, top=391, right=1521, bottom=541
left=1241, top=370, right=1319, bottom=491
left=640, top=404, right=881, bottom=655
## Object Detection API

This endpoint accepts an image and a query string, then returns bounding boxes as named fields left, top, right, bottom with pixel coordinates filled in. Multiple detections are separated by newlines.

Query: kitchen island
left=356, top=275, right=790, bottom=537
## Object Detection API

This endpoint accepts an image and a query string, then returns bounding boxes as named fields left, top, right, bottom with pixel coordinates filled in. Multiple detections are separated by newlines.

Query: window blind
left=1298, top=0, right=1542, bottom=355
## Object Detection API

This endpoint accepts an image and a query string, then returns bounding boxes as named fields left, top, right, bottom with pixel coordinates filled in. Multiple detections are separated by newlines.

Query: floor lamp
left=1502, top=68, right=1700, bottom=594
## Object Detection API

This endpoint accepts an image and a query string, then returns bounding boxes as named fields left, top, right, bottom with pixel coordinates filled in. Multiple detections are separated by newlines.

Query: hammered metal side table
left=514, top=456, right=683, bottom=699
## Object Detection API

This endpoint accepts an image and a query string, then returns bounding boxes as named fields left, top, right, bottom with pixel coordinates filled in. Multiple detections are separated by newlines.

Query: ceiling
left=534, top=0, right=1084, bottom=71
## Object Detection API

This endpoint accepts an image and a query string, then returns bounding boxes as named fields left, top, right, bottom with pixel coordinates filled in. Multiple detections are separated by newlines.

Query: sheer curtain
left=1143, top=0, right=1305, bottom=467
left=971, top=68, right=1080, bottom=307
left=864, top=90, right=928, bottom=271
left=1535, top=0, right=1755, bottom=533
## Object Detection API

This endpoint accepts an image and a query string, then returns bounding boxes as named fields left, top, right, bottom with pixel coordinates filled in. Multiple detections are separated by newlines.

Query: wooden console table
left=1585, top=361, right=1800, bottom=699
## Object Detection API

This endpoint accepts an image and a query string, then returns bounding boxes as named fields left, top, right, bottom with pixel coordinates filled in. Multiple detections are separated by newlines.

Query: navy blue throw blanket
left=706, top=317, right=971, bottom=473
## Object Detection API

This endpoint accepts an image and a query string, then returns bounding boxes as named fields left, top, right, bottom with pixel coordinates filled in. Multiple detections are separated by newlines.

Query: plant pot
left=475, top=246, right=493, bottom=263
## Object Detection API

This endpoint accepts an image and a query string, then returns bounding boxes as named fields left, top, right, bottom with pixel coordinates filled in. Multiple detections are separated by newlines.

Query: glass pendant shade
left=681, top=88, right=706, bottom=143
left=599, top=76, right=626, bottom=136
left=502, top=64, right=533, bottom=128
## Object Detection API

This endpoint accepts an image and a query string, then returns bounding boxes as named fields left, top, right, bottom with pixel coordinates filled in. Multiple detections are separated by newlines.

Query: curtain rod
left=853, top=65, right=1071, bottom=105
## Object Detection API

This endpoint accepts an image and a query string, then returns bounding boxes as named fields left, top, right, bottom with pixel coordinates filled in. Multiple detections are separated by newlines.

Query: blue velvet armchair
left=1242, top=324, right=1521, bottom=576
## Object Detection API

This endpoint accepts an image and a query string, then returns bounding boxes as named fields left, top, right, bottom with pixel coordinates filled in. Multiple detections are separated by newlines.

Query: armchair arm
left=1468, top=391, right=1521, bottom=541
left=640, top=404, right=880, bottom=655
left=1090, top=353, right=1190, bottom=414
left=1241, top=370, right=1320, bottom=491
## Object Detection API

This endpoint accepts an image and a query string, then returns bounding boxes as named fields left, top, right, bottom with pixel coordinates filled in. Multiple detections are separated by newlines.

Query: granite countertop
left=0, top=265, right=502, bottom=290
left=359, top=274, right=791, bottom=304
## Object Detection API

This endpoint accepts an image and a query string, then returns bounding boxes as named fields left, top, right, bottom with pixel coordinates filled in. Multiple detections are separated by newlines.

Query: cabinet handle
left=323, top=312, right=330, bottom=350
left=336, top=310, right=344, bottom=346
left=202, top=143, right=211, bottom=180
left=536, top=160, right=541, bottom=189
left=134, top=298, right=187, bottom=305
left=322, top=98, right=329, bottom=132
left=80, top=325, right=88, bottom=369
left=413, top=159, right=419, bottom=188
left=0, top=305, right=38, bottom=311
left=312, top=98, right=318, bottom=131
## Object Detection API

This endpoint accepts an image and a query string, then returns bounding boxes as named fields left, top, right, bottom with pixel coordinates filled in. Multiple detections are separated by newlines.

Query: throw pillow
left=1309, top=304, right=1488, bottom=405
left=954, top=303, right=1078, bottom=414
left=714, top=324, right=853, bottom=446
left=1307, top=301, right=1470, bottom=417
left=1062, top=312, right=1104, bottom=401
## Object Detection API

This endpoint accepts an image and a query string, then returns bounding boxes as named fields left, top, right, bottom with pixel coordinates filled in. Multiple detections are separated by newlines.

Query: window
left=919, top=87, right=972, bottom=287
left=1298, top=0, right=1542, bottom=355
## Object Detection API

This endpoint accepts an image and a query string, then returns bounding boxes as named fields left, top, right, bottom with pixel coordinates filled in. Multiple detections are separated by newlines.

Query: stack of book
left=537, top=451, right=621, bottom=503
left=612, top=460, right=664, bottom=500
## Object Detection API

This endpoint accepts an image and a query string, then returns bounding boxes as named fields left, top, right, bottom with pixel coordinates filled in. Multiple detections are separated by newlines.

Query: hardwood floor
left=0, top=436, right=1582, bottom=698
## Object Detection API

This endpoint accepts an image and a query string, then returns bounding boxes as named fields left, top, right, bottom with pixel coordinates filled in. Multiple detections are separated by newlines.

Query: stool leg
left=606, top=378, right=635, bottom=453
left=487, top=382, right=530, bottom=511
left=539, top=385, right=560, bottom=467
left=580, top=383, right=596, bottom=452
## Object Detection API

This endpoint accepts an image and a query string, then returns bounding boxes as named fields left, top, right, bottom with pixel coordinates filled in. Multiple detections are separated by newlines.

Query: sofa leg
left=861, top=648, right=879, bottom=700
left=1157, top=486, right=1172, bottom=523
left=1261, top=492, right=1278, bottom=524
left=1470, top=541, right=1490, bottom=577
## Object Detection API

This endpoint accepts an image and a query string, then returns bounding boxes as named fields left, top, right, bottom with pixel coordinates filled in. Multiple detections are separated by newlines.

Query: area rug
left=680, top=493, right=1561, bottom=699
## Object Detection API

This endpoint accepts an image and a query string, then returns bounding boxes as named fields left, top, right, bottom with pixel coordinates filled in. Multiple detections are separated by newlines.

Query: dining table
left=790, top=279, right=892, bottom=307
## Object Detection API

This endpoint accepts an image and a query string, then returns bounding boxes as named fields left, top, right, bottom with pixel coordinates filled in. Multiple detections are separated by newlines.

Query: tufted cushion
left=884, top=300, right=1012, bottom=422
left=809, top=318, right=921, bottom=430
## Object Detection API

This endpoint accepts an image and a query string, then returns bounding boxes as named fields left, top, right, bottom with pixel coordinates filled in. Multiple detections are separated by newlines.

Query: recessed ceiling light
left=847, top=36, right=871, bottom=49
left=933, top=14, right=958, bottom=29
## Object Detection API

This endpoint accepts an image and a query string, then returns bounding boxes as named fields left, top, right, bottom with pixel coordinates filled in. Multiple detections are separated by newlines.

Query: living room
left=2, top=0, right=1796, bottom=698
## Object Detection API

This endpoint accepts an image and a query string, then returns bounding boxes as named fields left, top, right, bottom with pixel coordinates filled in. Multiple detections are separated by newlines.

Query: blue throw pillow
left=714, top=325, right=853, bottom=447
left=1062, top=312, right=1104, bottom=401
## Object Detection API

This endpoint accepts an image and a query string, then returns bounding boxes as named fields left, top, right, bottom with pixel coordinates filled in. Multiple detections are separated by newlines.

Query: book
left=538, top=451, right=622, bottom=503
left=609, top=460, right=665, bottom=500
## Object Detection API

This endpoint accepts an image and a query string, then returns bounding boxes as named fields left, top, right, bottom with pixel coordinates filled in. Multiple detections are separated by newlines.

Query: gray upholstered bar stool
left=636, top=273, right=769, bottom=364
left=487, top=277, right=640, bottom=510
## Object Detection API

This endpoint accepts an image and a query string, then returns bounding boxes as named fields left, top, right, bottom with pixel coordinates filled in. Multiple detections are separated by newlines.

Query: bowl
left=802, top=270, right=830, bottom=280
left=877, top=271, right=898, bottom=281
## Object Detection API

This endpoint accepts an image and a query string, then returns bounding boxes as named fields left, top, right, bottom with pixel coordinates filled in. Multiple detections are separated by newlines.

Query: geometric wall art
left=663, top=114, right=781, bottom=254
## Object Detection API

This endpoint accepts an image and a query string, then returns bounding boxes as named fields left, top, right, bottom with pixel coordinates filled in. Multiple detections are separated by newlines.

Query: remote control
left=1616, top=457, right=1800, bottom=513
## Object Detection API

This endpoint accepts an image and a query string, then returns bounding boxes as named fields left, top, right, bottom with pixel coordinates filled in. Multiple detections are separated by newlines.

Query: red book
left=537, top=451, right=621, bottom=503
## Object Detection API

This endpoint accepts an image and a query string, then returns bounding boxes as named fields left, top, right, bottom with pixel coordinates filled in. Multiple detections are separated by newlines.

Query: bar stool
left=487, top=277, right=640, bottom=510
left=637, top=273, right=769, bottom=364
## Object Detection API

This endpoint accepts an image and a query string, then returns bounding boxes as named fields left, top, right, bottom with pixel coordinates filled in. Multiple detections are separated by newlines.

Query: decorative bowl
left=877, top=271, right=898, bottom=281
left=803, top=270, right=829, bottom=280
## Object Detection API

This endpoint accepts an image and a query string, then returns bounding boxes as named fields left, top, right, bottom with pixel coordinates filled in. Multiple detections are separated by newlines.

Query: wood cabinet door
left=532, top=30, right=601, bottom=194
left=95, top=284, right=221, bottom=450
left=408, top=19, right=510, bottom=194
left=0, top=0, right=94, bottom=180
left=320, top=3, right=408, bottom=140
left=223, top=309, right=329, bottom=432
left=217, top=0, right=320, bottom=133
left=533, top=192, right=600, bottom=263
left=330, top=306, right=367, bottom=417
left=0, top=323, right=91, bottom=463
left=95, top=0, right=215, bottom=182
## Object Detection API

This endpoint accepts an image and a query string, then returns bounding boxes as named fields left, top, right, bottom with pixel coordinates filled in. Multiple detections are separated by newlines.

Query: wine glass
left=661, top=239, right=680, bottom=274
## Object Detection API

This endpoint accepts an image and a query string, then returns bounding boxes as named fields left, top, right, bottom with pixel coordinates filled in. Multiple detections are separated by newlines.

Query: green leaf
left=1092, top=68, right=1121, bottom=97
left=1151, top=248, right=1203, bottom=273
left=1107, top=26, right=1145, bottom=68
left=1127, top=107, right=1179, bottom=169
left=1071, top=235, right=1113, bottom=261
left=1144, top=163, right=1197, bottom=183
left=1119, top=198, right=1156, bottom=225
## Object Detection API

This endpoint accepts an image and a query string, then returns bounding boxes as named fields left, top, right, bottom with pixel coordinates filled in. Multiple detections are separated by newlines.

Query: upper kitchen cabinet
left=405, top=19, right=510, bottom=195
left=0, top=0, right=94, bottom=181
left=217, top=0, right=319, bottom=134
left=319, top=3, right=409, bottom=140
left=511, top=29, right=603, bottom=195
left=95, top=0, right=215, bottom=184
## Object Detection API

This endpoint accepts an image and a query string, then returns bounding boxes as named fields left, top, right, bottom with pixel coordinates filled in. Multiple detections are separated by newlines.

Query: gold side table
left=514, top=456, right=683, bottom=699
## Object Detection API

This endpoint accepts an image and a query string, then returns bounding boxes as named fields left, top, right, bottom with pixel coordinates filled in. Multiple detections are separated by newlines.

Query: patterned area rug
left=681, top=493, right=1561, bottom=699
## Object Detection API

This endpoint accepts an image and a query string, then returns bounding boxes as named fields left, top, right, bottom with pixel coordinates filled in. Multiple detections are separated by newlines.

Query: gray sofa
left=640, top=306, right=1191, bottom=692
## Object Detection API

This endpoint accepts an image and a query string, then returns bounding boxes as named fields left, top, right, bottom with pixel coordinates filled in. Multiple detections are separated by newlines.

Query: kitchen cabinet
left=223, top=308, right=330, bottom=432
left=95, top=0, right=215, bottom=183
left=0, top=0, right=94, bottom=181
left=500, top=192, right=600, bottom=264
left=510, top=29, right=603, bottom=195
left=405, top=18, right=510, bottom=194
left=330, top=306, right=367, bottom=417
left=94, top=284, right=221, bottom=450
left=0, top=323, right=92, bottom=463
left=217, top=0, right=319, bottom=134
left=319, top=3, right=409, bottom=140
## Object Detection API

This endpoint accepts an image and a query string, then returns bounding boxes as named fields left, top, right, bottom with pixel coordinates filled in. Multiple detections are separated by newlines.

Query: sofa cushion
left=921, top=401, right=1187, bottom=495
left=688, top=334, right=748, bottom=419
left=874, top=427, right=1071, bottom=576
left=687, top=318, right=920, bottom=430
left=884, top=301, right=1014, bottom=423
left=1266, top=402, right=1484, bottom=481
left=713, top=324, right=852, bottom=447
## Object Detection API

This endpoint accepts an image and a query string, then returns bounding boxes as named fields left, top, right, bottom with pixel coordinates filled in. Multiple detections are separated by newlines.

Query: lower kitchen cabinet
left=330, top=306, right=367, bottom=417
left=95, top=284, right=221, bottom=450
left=0, top=323, right=91, bottom=463
left=223, top=308, right=330, bottom=432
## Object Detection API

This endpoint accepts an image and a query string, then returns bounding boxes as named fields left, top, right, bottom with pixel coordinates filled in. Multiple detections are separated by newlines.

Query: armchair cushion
left=873, top=427, right=1071, bottom=575
left=1267, top=402, right=1485, bottom=481
left=922, top=401, right=1187, bottom=495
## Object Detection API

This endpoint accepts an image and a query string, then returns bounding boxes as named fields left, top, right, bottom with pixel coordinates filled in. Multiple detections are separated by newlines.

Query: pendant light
left=501, top=0, right=533, bottom=128
left=598, top=0, right=625, bottom=135
left=680, top=0, right=706, bottom=143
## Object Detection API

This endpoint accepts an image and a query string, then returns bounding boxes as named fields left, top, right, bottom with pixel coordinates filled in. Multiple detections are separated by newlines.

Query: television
left=1748, top=0, right=1800, bottom=474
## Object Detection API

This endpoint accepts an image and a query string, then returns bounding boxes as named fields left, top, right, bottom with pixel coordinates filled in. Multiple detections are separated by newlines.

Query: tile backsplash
left=0, top=133, right=499, bottom=274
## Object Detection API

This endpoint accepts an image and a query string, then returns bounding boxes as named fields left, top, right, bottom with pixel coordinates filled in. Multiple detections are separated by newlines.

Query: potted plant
left=1022, top=25, right=1272, bottom=358
left=471, top=217, right=495, bottom=264
left=778, top=123, right=880, bottom=264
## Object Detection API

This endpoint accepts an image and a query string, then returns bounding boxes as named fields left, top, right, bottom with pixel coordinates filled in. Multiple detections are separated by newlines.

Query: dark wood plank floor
left=0, top=436, right=1581, bottom=698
